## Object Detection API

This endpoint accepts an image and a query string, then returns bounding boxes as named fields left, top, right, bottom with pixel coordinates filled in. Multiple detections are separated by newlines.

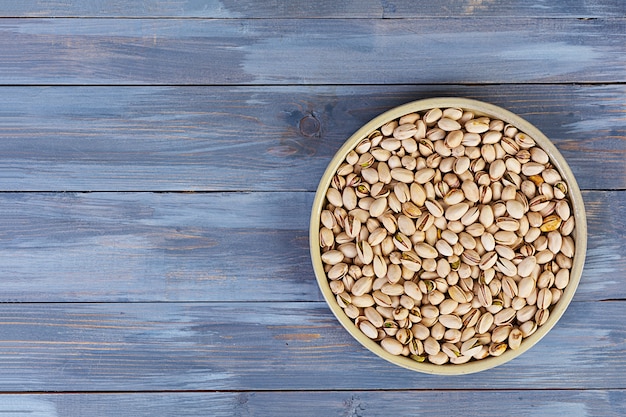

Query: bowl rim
left=310, top=97, right=587, bottom=375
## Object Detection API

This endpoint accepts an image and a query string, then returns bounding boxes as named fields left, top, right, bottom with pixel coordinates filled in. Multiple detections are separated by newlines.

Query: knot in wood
left=299, top=114, right=321, bottom=137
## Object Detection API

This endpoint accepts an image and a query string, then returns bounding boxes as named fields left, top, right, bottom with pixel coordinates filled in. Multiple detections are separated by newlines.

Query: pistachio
left=520, top=320, right=538, bottom=337
left=506, top=200, right=525, bottom=219
left=381, top=337, right=404, bottom=355
left=393, top=124, right=418, bottom=140
left=369, top=197, right=388, bottom=218
left=516, top=305, right=537, bottom=323
left=462, top=249, right=481, bottom=266
left=537, top=288, right=553, bottom=310
left=489, top=342, right=507, bottom=356
left=495, top=257, right=518, bottom=277
left=501, top=276, right=519, bottom=299
left=429, top=351, right=449, bottom=365
left=321, top=250, right=344, bottom=265
left=494, top=308, right=516, bottom=326
left=517, top=276, right=536, bottom=298
left=415, top=242, right=438, bottom=259
left=465, top=119, right=490, bottom=133
left=540, top=214, right=562, bottom=232
left=491, top=325, right=512, bottom=343
left=477, top=283, right=493, bottom=308
left=555, top=200, right=571, bottom=221
left=495, top=216, right=520, bottom=231
left=414, top=168, right=436, bottom=184
left=351, top=294, right=375, bottom=308
left=473, top=313, right=493, bottom=336
left=517, top=255, right=537, bottom=278
left=390, top=167, right=415, bottom=183
left=351, top=276, right=374, bottom=297
left=445, top=202, right=469, bottom=221
left=448, top=285, right=469, bottom=303
left=439, top=314, right=463, bottom=329
left=535, top=308, right=550, bottom=326
left=479, top=251, right=498, bottom=270
left=461, top=338, right=483, bottom=357
left=423, top=108, right=443, bottom=125
left=555, top=269, right=570, bottom=290
left=560, top=216, right=575, bottom=236
left=320, top=107, right=577, bottom=365
left=359, top=320, right=379, bottom=339
left=489, top=159, right=506, bottom=181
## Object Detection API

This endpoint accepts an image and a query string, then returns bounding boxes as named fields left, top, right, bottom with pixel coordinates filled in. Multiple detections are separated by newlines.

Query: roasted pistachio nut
left=318, top=106, right=577, bottom=366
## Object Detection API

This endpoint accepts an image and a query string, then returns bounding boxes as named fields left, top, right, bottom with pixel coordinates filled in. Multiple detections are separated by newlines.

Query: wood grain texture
left=3, top=0, right=624, bottom=18
left=0, top=85, right=624, bottom=191
left=0, top=300, right=623, bottom=391
left=0, top=390, right=623, bottom=417
left=0, top=18, right=624, bottom=85
left=0, top=190, right=621, bottom=302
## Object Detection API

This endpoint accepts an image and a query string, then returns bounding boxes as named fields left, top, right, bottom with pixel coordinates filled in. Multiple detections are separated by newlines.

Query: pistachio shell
left=555, top=269, right=570, bottom=290
left=520, top=321, right=537, bottom=337
left=489, top=159, right=506, bottom=181
left=351, top=294, right=376, bottom=308
left=535, top=308, right=550, bottom=326
left=495, top=258, right=517, bottom=277
left=555, top=200, right=571, bottom=221
left=390, top=167, right=415, bottom=183
left=495, top=216, right=520, bottom=231
left=465, top=120, right=490, bottom=133
left=506, top=200, right=525, bottom=219
left=369, top=197, right=388, bottom=218
left=446, top=202, right=470, bottom=221
left=415, top=242, right=438, bottom=259
left=439, top=314, right=463, bottom=329
left=424, top=199, right=444, bottom=218
left=517, top=277, right=536, bottom=298
left=423, top=108, right=443, bottom=124
left=351, top=276, right=374, bottom=297
left=522, top=162, right=545, bottom=176
left=393, top=124, right=418, bottom=140
left=444, top=189, right=465, bottom=205
left=494, top=308, right=516, bottom=326
left=540, top=214, right=562, bottom=232
left=537, top=288, right=553, bottom=310
left=381, top=337, right=404, bottom=355
left=479, top=251, right=498, bottom=270
left=321, top=250, right=344, bottom=265
left=462, top=249, right=481, bottom=266
left=508, top=328, right=523, bottom=350
left=415, top=168, right=436, bottom=184
left=517, top=255, right=537, bottom=277
left=437, top=117, right=461, bottom=132
left=477, top=282, right=493, bottom=307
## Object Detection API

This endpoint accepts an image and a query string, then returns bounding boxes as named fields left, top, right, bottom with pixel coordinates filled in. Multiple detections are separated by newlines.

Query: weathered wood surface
left=0, top=18, right=624, bottom=85
left=0, top=300, right=623, bottom=391
left=0, top=390, right=623, bottom=417
left=0, top=85, right=624, bottom=191
left=3, top=0, right=625, bottom=18
left=0, top=2, right=624, bottom=415
left=0, top=190, right=622, bottom=303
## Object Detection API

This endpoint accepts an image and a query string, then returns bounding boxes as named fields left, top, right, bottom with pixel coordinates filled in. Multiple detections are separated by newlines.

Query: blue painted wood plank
left=0, top=390, right=623, bottom=416
left=0, top=85, right=623, bottom=191
left=0, top=190, right=620, bottom=302
left=0, top=18, right=623, bottom=85
left=2, top=0, right=624, bottom=18
left=0, top=300, right=622, bottom=391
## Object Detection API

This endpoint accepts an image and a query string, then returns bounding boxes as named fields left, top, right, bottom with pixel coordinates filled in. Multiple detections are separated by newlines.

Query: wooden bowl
left=309, top=97, right=587, bottom=374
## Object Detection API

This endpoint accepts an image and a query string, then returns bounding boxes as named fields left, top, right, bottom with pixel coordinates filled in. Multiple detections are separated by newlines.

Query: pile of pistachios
left=318, top=107, right=575, bottom=365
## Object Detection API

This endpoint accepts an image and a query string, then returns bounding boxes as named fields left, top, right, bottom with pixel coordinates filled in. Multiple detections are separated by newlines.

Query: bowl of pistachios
left=310, top=97, right=587, bottom=374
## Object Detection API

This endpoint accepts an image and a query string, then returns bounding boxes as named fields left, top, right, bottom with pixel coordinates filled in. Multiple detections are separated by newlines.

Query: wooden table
left=0, top=1, right=624, bottom=415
